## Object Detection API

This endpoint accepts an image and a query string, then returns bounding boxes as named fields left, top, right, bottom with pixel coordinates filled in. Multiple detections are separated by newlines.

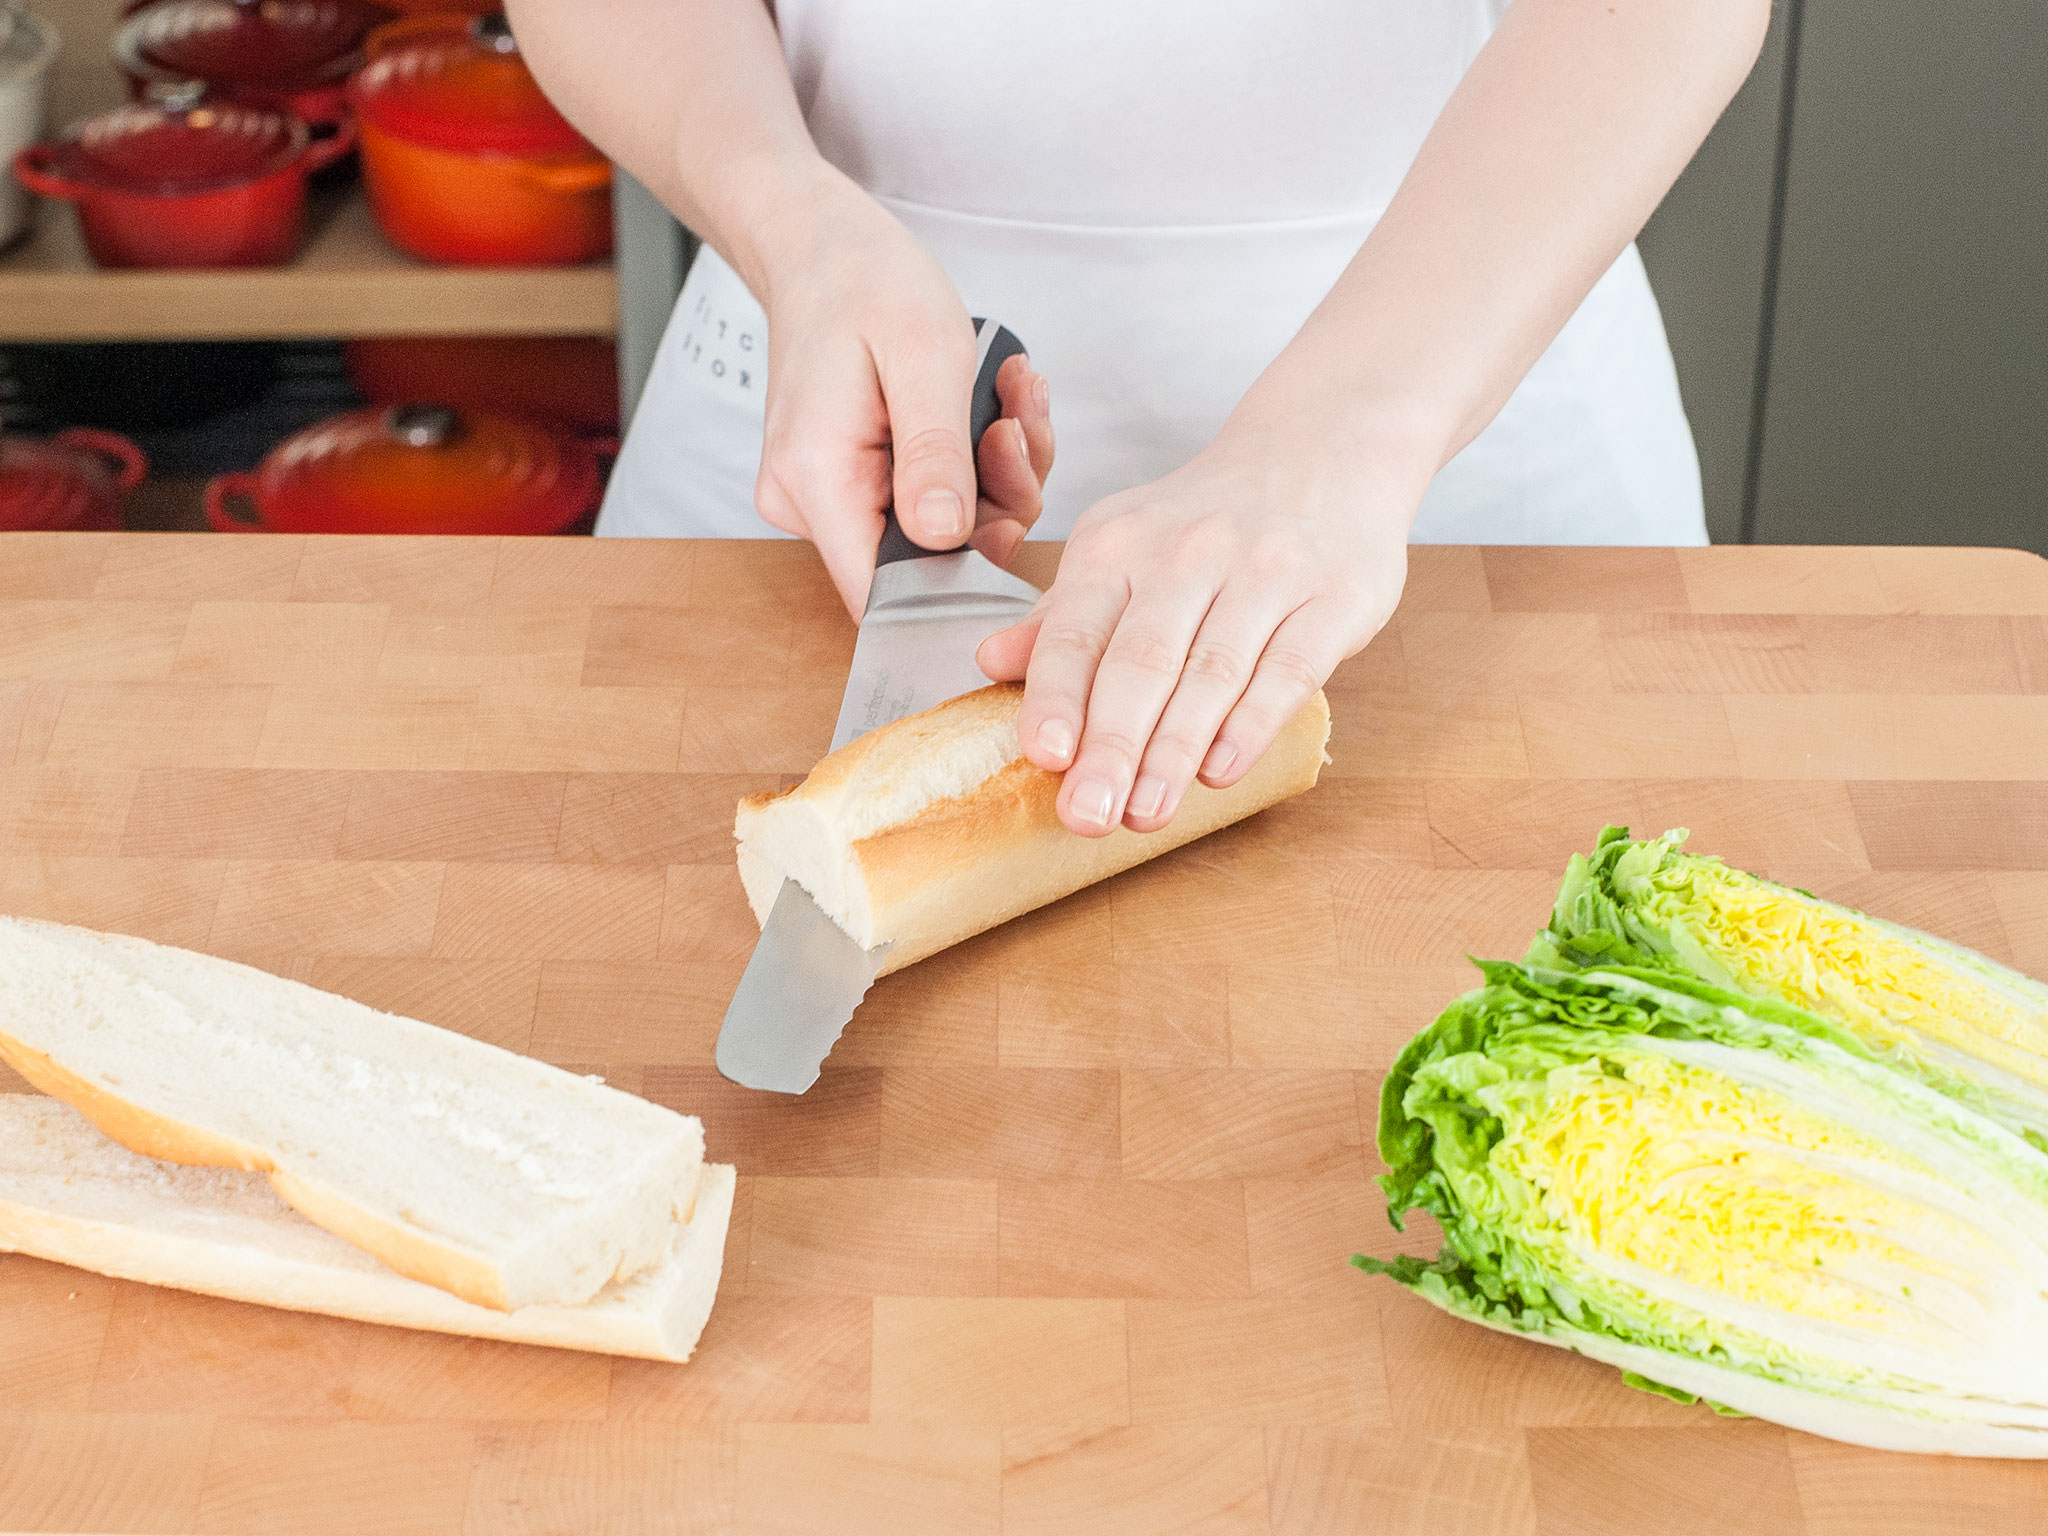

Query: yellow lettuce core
left=1500, top=1053, right=1983, bottom=1329
left=1653, top=867, right=2048, bottom=1093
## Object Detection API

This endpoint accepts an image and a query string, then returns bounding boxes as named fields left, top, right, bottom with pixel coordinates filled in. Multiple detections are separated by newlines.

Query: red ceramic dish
left=0, top=428, right=148, bottom=533
left=113, top=0, right=390, bottom=124
left=14, top=95, right=356, bottom=268
left=205, top=403, right=610, bottom=536
left=349, top=13, right=611, bottom=266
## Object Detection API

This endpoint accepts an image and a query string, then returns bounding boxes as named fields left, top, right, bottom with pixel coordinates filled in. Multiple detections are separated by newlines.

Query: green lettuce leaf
left=1535, top=827, right=2048, bottom=1147
left=1360, top=959, right=2048, bottom=1453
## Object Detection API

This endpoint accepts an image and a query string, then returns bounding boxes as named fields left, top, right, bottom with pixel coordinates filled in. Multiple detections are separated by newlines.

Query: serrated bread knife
left=716, top=319, right=1040, bottom=1094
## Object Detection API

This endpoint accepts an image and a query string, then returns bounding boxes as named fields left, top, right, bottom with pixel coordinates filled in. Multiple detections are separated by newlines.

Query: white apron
left=599, top=0, right=1706, bottom=547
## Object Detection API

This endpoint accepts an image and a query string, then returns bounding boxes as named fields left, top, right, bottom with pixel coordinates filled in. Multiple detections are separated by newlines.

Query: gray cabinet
left=1642, top=0, right=2048, bottom=554
left=1637, top=0, right=1793, bottom=545
left=613, top=172, right=696, bottom=423
left=1754, top=0, right=2047, bottom=552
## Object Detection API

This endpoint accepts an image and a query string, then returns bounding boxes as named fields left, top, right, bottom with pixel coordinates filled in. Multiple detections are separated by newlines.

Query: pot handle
left=52, top=429, right=148, bottom=495
left=514, top=158, right=613, bottom=196
left=301, top=114, right=359, bottom=175
left=13, top=145, right=78, bottom=202
left=205, top=473, right=265, bottom=532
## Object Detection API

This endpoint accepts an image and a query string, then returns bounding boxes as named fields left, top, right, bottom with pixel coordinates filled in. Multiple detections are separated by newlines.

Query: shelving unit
left=0, top=0, right=619, bottom=345
left=0, top=189, right=617, bottom=342
left=0, top=0, right=629, bottom=531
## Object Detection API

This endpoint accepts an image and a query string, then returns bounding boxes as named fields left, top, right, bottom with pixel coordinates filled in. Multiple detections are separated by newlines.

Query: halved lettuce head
left=1536, top=827, right=2048, bottom=1148
left=1363, top=961, right=2048, bottom=1455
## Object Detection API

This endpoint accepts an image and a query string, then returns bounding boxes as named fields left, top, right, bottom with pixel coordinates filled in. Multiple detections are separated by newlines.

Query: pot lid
left=114, top=0, right=388, bottom=90
left=244, top=403, right=600, bottom=535
left=349, top=13, right=593, bottom=158
left=41, top=95, right=309, bottom=195
left=0, top=437, right=123, bottom=534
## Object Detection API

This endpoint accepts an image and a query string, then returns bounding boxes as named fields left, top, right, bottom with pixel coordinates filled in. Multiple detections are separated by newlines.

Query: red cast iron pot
left=0, top=428, right=148, bottom=533
left=113, top=0, right=391, bottom=127
left=349, top=12, right=611, bottom=266
left=14, top=91, right=356, bottom=268
left=205, top=403, right=612, bottom=535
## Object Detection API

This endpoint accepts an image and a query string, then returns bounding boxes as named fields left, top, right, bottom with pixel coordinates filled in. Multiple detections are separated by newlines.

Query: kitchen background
left=0, top=0, right=2041, bottom=553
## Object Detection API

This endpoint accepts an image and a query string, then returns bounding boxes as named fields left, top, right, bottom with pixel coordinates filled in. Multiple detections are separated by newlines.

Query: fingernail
left=1036, top=717, right=1075, bottom=764
left=1032, top=372, right=1049, bottom=414
left=1201, top=740, right=1237, bottom=781
left=916, top=488, right=970, bottom=541
left=1013, top=418, right=1032, bottom=469
left=1129, top=774, right=1167, bottom=820
left=1071, top=778, right=1116, bottom=828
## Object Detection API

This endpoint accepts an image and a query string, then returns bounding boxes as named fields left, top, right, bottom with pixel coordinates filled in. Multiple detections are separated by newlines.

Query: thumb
left=976, top=611, right=1041, bottom=682
left=877, top=329, right=979, bottom=549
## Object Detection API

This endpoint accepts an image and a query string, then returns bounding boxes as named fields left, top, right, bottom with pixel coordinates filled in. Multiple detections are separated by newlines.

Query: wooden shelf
left=0, top=187, right=618, bottom=343
left=2, top=0, right=621, bottom=346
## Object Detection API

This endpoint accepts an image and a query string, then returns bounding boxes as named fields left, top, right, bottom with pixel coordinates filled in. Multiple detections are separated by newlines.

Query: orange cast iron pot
left=205, top=403, right=612, bottom=537
left=349, top=12, right=611, bottom=266
left=355, top=121, right=610, bottom=265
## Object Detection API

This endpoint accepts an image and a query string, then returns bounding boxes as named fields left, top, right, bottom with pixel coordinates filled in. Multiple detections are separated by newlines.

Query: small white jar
left=0, top=9, right=61, bottom=249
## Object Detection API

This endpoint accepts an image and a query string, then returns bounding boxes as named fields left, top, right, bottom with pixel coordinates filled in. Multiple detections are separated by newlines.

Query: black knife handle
left=874, top=318, right=1029, bottom=568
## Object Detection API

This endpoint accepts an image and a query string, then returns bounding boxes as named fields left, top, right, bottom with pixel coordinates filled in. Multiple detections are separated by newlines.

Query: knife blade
left=716, top=319, right=1040, bottom=1095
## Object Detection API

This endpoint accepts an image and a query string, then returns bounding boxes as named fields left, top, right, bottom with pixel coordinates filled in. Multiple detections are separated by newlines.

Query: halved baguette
left=0, top=1095, right=733, bottom=1363
left=736, top=683, right=1331, bottom=973
left=0, top=916, right=704, bottom=1312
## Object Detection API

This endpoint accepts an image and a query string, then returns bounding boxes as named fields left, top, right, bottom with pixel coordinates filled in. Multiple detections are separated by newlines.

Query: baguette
left=0, top=1095, right=734, bottom=1363
left=0, top=916, right=704, bottom=1312
left=736, top=683, right=1331, bottom=973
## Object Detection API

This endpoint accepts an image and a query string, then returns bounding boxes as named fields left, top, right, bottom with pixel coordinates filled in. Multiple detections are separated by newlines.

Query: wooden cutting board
left=2, top=533, right=2046, bottom=1536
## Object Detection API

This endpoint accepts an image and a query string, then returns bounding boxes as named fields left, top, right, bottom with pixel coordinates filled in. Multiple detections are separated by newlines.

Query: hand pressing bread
left=736, top=682, right=1331, bottom=973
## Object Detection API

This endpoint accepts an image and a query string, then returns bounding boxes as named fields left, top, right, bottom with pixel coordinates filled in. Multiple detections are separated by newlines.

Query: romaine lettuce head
left=1536, top=827, right=2048, bottom=1147
left=1363, top=960, right=2048, bottom=1455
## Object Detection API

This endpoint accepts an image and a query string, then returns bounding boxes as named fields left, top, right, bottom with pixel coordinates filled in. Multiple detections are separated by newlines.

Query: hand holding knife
left=718, top=320, right=1040, bottom=1095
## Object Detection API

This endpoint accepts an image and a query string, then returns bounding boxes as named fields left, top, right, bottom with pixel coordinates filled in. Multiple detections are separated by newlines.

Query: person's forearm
left=505, top=0, right=843, bottom=300
left=510, top=0, right=1054, bottom=599
left=1229, top=0, right=1772, bottom=491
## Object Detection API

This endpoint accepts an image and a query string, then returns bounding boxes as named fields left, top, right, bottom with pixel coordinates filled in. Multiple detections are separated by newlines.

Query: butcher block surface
left=2, top=533, right=2048, bottom=1536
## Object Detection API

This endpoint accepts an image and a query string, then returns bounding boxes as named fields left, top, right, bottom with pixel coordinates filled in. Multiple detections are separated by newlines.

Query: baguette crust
left=0, top=1020, right=513, bottom=1311
left=737, top=684, right=1331, bottom=972
left=0, top=1040, right=523, bottom=1310
left=0, top=916, right=705, bottom=1313
left=0, top=1096, right=735, bottom=1364
left=265, top=1165, right=510, bottom=1312
left=0, top=1034, right=266, bottom=1170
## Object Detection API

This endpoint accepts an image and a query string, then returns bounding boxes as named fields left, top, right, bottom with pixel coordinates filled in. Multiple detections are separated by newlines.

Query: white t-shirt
left=599, top=0, right=1706, bottom=546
